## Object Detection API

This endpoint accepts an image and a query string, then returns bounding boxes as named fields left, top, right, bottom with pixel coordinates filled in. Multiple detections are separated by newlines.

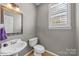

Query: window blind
left=48, top=3, right=71, bottom=29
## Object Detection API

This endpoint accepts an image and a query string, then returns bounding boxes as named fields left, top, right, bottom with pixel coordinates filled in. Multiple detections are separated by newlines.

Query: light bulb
left=6, top=3, right=12, bottom=8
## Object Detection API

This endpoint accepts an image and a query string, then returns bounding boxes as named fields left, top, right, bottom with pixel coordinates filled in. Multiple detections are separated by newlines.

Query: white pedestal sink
left=0, top=39, right=27, bottom=56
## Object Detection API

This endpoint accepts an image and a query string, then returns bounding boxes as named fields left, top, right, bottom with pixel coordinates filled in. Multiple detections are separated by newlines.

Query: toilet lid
left=34, top=45, right=45, bottom=51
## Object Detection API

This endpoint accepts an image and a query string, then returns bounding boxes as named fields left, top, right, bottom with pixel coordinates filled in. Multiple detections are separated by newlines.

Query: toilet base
left=34, top=52, right=42, bottom=56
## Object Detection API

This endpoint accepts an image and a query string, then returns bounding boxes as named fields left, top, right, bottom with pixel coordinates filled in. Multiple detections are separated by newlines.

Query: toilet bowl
left=34, top=44, right=45, bottom=56
left=29, top=37, right=45, bottom=56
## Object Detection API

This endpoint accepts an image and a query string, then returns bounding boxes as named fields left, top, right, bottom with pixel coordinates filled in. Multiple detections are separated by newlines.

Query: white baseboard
left=24, top=49, right=34, bottom=56
left=24, top=49, right=59, bottom=56
left=45, top=50, right=59, bottom=56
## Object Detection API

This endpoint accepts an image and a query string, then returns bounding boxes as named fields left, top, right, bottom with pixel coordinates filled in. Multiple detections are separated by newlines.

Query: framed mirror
left=1, top=5, right=23, bottom=35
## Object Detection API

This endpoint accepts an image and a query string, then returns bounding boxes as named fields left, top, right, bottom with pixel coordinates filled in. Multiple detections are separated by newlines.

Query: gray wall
left=0, top=3, right=36, bottom=56
left=76, top=4, right=79, bottom=55
left=36, top=4, right=76, bottom=56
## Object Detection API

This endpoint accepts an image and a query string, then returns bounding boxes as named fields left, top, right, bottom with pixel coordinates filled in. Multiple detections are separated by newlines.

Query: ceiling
left=34, top=3, right=40, bottom=6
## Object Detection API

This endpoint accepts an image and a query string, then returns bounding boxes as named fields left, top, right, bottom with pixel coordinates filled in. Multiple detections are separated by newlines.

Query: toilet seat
left=34, top=44, right=45, bottom=53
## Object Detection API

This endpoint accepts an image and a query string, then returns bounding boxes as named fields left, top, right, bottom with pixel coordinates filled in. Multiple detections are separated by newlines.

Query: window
left=48, top=3, right=71, bottom=29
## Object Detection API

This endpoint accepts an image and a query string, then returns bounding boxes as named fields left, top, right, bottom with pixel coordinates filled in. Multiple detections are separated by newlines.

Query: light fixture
left=6, top=3, right=12, bottom=9
left=15, top=7, right=20, bottom=12
left=6, top=3, right=20, bottom=12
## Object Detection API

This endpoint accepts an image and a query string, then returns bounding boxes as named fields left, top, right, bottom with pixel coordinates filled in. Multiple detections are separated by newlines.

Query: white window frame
left=48, top=3, right=71, bottom=29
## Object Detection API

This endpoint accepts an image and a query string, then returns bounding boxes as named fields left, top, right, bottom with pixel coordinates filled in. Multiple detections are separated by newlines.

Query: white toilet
left=29, top=37, right=45, bottom=56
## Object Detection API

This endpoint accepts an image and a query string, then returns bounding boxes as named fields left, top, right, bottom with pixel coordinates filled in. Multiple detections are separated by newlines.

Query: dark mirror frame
left=0, top=5, right=23, bottom=36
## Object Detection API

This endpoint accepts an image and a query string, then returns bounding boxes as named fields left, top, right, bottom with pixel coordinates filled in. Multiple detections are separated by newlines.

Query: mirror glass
left=1, top=5, right=23, bottom=35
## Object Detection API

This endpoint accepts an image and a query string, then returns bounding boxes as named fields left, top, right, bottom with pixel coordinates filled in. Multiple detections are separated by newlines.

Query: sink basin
left=0, top=39, right=27, bottom=56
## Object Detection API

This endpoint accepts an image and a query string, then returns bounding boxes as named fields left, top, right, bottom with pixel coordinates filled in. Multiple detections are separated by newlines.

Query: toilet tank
left=29, top=37, right=38, bottom=47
